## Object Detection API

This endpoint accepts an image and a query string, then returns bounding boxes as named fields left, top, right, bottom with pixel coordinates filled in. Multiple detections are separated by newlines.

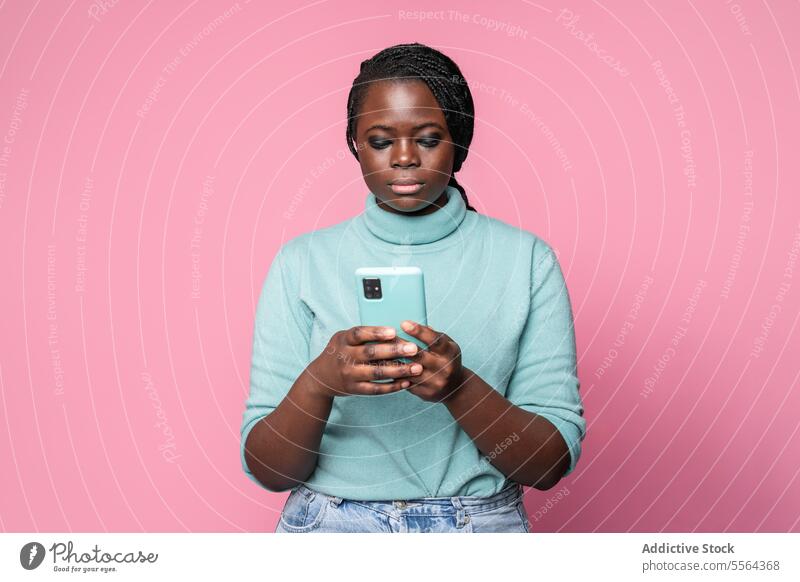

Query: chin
left=381, top=195, right=433, bottom=212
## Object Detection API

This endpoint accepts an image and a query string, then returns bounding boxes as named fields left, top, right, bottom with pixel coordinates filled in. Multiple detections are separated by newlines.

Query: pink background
left=1, top=0, right=798, bottom=533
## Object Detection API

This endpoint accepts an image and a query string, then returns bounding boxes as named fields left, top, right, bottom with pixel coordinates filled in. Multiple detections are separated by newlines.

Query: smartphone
left=355, top=266, right=428, bottom=382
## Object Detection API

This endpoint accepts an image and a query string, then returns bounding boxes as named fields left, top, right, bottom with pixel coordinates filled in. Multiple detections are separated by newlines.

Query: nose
left=390, top=137, right=420, bottom=168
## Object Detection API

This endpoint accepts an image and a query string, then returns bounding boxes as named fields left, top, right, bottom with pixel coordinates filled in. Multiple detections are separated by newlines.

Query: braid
left=346, top=43, right=477, bottom=213
left=448, top=175, right=476, bottom=212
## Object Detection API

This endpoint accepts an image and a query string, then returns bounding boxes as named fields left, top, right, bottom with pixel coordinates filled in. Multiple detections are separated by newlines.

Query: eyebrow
left=364, top=122, right=445, bottom=133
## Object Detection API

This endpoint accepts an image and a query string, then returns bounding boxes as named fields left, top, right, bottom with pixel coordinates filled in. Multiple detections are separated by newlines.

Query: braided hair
left=346, top=43, right=477, bottom=212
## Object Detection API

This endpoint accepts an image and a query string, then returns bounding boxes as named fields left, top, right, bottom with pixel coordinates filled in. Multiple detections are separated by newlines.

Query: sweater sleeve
left=240, top=241, right=313, bottom=487
left=504, top=239, right=586, bottom=477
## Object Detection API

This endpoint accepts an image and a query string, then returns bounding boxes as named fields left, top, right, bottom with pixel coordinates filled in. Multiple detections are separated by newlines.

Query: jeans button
left=395, top=501, right=407, bottom=509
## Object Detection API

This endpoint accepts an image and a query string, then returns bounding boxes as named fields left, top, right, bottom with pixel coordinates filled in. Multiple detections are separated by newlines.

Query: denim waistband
left=295, top=481, right=523, bottom=514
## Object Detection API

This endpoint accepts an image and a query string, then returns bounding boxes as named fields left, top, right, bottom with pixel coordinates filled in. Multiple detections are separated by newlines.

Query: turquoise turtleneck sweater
left=241, top=186, right=586, bottom=500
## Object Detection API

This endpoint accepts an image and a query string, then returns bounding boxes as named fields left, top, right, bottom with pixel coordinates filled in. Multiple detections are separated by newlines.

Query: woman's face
left=354, top=79, right=455, bottom=215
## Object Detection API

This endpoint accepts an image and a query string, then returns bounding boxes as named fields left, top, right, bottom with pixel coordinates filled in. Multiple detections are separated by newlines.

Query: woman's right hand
left=307, top=326, right=422, bottom=398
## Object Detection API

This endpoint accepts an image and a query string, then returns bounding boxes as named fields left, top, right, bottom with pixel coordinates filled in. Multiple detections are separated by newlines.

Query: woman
left=240, top=42, right=586, bottom=533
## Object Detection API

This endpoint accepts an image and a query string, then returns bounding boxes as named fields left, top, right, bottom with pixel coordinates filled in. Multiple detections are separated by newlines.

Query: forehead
left=357, top=79, right=446, bottom=130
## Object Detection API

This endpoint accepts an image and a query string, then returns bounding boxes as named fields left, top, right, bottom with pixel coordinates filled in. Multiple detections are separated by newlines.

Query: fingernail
left=403, top=343, right=417, bottom=354
left=383, top=327, right=395, bottom=337
left=411, top=364, right=422, bottom=374
left=401, top=381, right=410, bottom=388
left=401, top=321, right=414, bottom=331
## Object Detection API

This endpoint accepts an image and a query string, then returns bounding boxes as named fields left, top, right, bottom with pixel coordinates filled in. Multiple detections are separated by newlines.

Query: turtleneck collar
left=361, top=185, right=467, bottom=245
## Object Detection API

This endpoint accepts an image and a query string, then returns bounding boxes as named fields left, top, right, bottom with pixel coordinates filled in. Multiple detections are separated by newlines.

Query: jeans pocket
left=278, top=486, right=328, bottom=532
left=515, top=500, right=531, bottom=533
left=469, top=500, right=529, bottom=533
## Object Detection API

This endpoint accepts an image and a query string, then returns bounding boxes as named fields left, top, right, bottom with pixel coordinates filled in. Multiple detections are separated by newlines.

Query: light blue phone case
left=355, top=266, right=428, bottom=382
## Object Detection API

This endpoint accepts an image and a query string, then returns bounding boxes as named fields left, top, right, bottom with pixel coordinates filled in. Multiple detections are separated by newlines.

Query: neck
left=360, top=184, right=468, bottom=245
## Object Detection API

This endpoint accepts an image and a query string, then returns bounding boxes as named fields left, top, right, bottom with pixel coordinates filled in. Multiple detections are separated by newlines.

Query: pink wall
left=0, top=0, right=798, bottom=532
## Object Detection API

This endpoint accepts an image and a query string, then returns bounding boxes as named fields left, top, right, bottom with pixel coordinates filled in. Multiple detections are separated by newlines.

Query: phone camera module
left=363, top=278, right=382, bottom=299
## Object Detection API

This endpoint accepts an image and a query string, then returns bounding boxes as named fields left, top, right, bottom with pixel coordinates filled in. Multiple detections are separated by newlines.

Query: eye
left=368, top=138, right=392, bottom=150
left=417, top=137, right=440, bottom=148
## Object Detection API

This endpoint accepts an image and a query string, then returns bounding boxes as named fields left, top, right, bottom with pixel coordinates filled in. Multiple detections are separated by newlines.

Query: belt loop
left=450, top=496, right=467, bottom=528
left=310, top=486, right=343, bottom=507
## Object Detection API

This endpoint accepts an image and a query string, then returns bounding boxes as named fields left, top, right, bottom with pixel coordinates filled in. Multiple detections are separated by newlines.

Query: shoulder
left=275, top=216, right=357, bottom=259
left=476, top=212, right=560, bottom=262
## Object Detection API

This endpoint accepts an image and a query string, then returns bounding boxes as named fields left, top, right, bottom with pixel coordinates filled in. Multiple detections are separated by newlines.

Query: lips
left=389, top=179, right=424, bottom=195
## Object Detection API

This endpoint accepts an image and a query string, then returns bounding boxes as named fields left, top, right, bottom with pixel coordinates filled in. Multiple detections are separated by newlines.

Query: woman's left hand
left=399, top=320, right=466, bottom=403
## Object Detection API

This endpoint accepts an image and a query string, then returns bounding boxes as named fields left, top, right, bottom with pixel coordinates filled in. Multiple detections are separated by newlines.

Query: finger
left=406, top=346, right=438, bottom=366
left=356, top=338, right=420, bottom=362
left=352, top=379, right=412, bottom=395
left=352, top=360, right=423, bottom=382
left=346, top=325, right=396, bottom=346
left=400, top=320, right=444, bottom=351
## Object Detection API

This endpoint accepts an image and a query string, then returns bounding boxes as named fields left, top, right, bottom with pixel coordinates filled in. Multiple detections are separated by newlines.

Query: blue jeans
left=275, top=481, right=531, bottom=533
